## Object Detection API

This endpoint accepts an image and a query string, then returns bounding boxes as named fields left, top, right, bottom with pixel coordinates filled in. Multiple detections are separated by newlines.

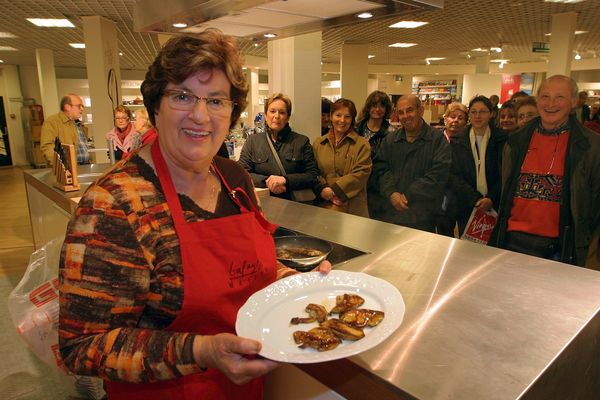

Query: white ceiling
left=0, top=0, right=598, bottom=72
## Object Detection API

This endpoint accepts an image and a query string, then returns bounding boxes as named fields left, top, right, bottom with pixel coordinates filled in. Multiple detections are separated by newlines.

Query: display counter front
left=23, top=169, right=600, bottom=399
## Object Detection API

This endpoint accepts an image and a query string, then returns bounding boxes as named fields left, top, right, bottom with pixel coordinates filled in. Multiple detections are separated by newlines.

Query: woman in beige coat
left=313, top=98, right=372, bottom=217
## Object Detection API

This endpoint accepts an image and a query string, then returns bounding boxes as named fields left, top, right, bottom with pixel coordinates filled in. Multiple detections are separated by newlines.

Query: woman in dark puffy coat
left=450, top=95, right=507, bottom=235
left=355, top=90, right=395, bottom=220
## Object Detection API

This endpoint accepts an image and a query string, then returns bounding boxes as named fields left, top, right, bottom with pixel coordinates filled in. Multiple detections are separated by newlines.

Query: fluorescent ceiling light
left=357, top=13, right=373, bottom=19
left=545, top=30, right=587, bottom=36
left=389, top=43, right=417, bottom=48
left=263, top=33, right=277, bottom=38
left=27, top=18, right=74, bottom=27
left=544, top=0, right=586, bottom=3
left=490, top=59, right=509, bottom=63
left=389, top=21, right=428, bottom=29
left=0, top=32, right=17, bottom=38
left=172, top=22, right=188, bottom=28
left=368, top=55, right=375, bottom=59
left=0, top=46, right=17, bottom=51
left=0, top=60, right=4, bottom=63
left=491, top=47, right=502, bottom=53
left=471, top=48, right=489, bottom=52
left=426, top=57, right=445, bottom=61
left=69, top=43, right=85, bottom=49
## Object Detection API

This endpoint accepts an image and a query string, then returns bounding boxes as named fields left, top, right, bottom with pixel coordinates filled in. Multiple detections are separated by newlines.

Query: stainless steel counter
left=261, top=196, right=600, bottom=400
left=23, top=169, right=600, bottom=399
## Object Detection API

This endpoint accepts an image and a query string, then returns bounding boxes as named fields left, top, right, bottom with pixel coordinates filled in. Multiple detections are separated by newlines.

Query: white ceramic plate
left=236, top=270, right=405, bottom=363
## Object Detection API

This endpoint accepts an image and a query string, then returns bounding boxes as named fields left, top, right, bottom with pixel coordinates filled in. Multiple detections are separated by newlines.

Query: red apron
left=106, top=140, right=277, bottom=399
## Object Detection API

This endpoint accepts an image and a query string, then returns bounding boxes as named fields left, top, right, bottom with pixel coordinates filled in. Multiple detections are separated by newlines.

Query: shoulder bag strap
left=265, top=132, right=287, bottom=177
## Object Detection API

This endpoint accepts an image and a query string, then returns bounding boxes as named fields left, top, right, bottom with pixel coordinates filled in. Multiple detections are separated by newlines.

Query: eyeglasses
left=163, top=90, right=236, bottom=115
left=70, top=103, right=84, bottom=109
left=469, top=110, right=490, bottom=116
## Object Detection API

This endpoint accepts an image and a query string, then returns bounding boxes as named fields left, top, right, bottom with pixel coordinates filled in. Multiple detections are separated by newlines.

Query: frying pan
left=274, top=235, right=333, bottom=271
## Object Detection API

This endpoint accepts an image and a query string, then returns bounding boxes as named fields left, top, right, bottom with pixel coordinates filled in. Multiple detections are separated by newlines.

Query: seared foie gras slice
left=290, top=303, right=328, bottom=325
left=293, top=327, right=341, bottom=351
left=329, top=293, right=365, bottom=315
left=319, top=319, right=365, bottom=341
left=340, top=309, right=385, bottom=328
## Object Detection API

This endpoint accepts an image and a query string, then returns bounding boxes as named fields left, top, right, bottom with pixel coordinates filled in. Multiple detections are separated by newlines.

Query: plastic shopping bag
left=461, top=208, right=498, bottom=244
left=8, top=237, right=105, bottom=399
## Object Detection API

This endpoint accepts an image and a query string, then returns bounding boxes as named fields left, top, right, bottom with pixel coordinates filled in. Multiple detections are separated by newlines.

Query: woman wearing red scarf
left=106, top=105, right=141, bottom=160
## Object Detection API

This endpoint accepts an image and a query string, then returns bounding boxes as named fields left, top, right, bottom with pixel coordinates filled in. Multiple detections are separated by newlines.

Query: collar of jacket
left=268, top=123, right=292, bottom=142
left=394, top=119, right=431, bottom=142
left=356, top=118, right=390, bottom=137
left=452, top=124, right=506, bottom=147
left=321, top=128, right=360, bottom=144
left=58, top=111, right=77, bottom=125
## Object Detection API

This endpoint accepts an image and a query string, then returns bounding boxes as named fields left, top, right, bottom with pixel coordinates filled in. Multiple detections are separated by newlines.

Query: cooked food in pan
left=277, top=246, right=325, bottom=260
left=290, top=293, right=384, bottom=352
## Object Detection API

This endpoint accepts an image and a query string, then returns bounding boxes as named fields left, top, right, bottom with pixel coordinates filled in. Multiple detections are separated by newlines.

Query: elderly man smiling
left=490, top=75, right=600, bottom=269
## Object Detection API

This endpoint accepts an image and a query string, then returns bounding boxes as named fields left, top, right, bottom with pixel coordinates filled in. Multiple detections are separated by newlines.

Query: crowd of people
left=54, top=29, right=599, bottom=398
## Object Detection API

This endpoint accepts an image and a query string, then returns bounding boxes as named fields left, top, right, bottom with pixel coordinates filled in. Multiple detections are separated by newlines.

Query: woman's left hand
left=312, top=259, right=332, bottom=274
left=475, top=197, right=493, bottom=212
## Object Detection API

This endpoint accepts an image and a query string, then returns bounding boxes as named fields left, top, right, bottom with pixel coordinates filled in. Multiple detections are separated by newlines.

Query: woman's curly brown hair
left=141, top=29, right=248, bottom=129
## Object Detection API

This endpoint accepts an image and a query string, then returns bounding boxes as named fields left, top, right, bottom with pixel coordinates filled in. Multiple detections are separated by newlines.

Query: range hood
left=134, top=0, right=443, bottom=41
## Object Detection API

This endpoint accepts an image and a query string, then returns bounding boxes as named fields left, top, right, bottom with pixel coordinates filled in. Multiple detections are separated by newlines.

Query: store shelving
left=417, top=80, right=457, bottom=105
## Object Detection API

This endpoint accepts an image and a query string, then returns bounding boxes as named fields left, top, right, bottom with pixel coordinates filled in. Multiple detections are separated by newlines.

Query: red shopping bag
left=461, top=208, right=498, bottom=244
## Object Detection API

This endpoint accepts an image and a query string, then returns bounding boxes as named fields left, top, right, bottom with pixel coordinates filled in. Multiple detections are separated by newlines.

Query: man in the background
left=490, top=75, right=600, bottom=269
left=374, top=94, right=451, bottom=232
left=40, top=93, right=90, bottom=166
left=575, top=91, right=590, bottom=123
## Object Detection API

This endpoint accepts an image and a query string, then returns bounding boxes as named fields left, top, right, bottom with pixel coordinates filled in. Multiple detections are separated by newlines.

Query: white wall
left=462, top=74, right=502, bottom=105
left=377, top=74, right=412, bottom=96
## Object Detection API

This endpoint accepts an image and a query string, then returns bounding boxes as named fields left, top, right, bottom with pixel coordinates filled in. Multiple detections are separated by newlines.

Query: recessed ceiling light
left=574, top=53, right=582, bottom=60
left=389, top=43, right=417, bottom=48
left=264, top=33, right=277, bottom=38
left=357, top=12, right=373, bottom=19
left=544, top=0, right=586, bottom=3
left=545, top=30, right=587, bottom=36
left=471, top=48, right=489, bottom=52
left=0, top=46, right=17, bottom=51
left=27, top=18, right=74, bottom=28
left=172, top=22, right=187, bottom=28
left=368, top=55, right=375, bottom=59
left=0, top=32, right=17, bottom=38
left=119, top=52, right=123, bottom=56
left=389, top=21, right=428, bottom=29
left=0, top=60, right=4, bottom=63
left=69, top=43, right=85, bottom=49
left=491, top=47, right=502, bottom=53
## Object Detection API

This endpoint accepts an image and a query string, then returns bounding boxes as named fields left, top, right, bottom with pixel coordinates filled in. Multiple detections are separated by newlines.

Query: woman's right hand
left=192, top=333, right=279, bottom=385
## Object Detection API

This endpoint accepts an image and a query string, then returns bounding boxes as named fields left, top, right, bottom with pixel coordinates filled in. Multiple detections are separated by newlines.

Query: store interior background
left=1, top=0, right=600, bottom=168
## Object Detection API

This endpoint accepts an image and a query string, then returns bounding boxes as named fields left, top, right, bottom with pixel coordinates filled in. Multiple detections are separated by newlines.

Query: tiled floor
left=0, top=166, right=80, bottom=399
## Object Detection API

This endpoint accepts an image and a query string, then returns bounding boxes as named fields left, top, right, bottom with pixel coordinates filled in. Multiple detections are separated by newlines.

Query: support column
left=340, top=43, right=369, bottom=109
left=82, top=15, right=121, bottom=163
left=268, top=32, right=321, bottom=140
left=35, top=49, right=59, bottom=116
left=548, top=12, right=577, bottom=77
left=246, top=68, right=261, bottom=124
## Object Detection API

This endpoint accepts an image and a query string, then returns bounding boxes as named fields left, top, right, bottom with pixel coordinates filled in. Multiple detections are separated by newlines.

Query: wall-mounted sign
left=532, top=42, right=550, bottom=53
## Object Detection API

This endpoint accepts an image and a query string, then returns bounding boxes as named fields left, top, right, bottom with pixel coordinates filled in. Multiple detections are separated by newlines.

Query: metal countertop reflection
left=262, top=196, right=600, bottom=400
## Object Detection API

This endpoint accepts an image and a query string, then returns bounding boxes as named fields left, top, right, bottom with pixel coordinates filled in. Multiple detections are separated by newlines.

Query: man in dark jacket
left=374, top=95, right=451, bottom=232
left=489, top=75, right=600, bottom=269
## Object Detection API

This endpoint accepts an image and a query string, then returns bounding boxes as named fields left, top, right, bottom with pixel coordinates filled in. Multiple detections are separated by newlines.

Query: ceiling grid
left=0, top=0, right=597, bottom=70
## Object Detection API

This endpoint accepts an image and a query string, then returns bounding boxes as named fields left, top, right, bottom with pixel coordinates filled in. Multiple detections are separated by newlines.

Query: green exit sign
left=532, top=42, right=550, bottom=53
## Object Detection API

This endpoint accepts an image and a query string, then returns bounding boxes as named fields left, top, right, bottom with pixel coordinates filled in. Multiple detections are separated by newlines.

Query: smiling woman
left=58, top=30, right=331, bottom=400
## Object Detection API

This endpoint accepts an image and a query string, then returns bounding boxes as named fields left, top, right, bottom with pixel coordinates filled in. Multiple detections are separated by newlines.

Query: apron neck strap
left=151, top=139, right=187, bottom=225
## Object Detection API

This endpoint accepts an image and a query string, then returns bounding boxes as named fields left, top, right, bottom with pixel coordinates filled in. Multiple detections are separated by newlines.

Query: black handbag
left=265, top=132, right=316, bottom=203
